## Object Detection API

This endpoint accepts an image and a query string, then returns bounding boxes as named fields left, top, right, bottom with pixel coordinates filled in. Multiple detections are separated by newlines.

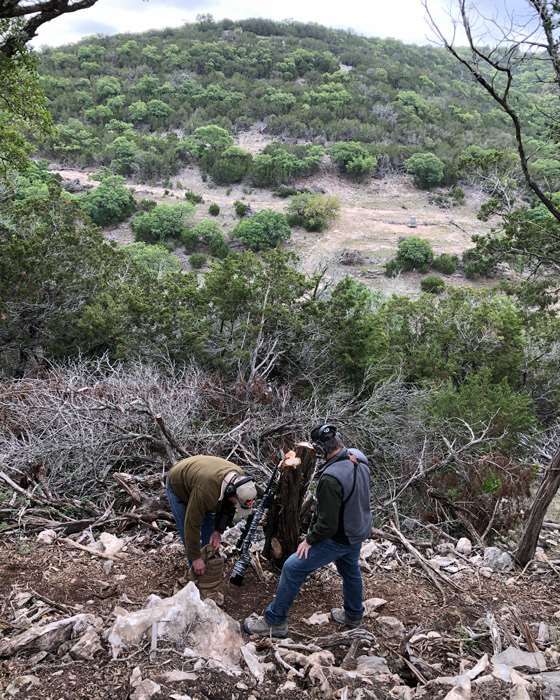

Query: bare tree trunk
left=263, top=443, right=316, bottom=564
left=516, top=448, right=560, bottom=566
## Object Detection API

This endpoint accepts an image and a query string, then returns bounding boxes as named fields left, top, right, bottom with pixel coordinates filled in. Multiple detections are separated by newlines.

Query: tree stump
left=263, top=442, right=316, bottom=565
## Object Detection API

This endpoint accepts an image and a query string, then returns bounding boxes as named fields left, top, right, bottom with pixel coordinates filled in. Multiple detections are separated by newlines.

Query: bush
left=286, top=193, right=340, bottom=232
left=208, top=203, right=220, bottom=216
left=462, top=248, right=496, bottom=279
left=329, top=142, right=377, bottom=180
left=189, top=253, right=207, bottom=269
left=193, top=219, right=229, bottom=258
left=384, top=259, right=402, bottom=278
left=234, top=200, right=249, bottom=217
left=80, top=175, right=135, bottom=227
left=405, top=152, right=445, bottom=189
left=184, top=190, right=204, bottom=204
left=274, top=185, right=306, bottom=198
left=396, top=237, right=434, bottom=272
left=131, top=202, right=194, bottom=243
left=123, top=242, right=181, bottom=276
left=421, top=275, right=445, bottom=294
left=211, top=146, right=253, bottom=184
left=137, top=198, right=157, bottom=212
left=233, top=209, right=291, bottom=251
left=433, top=253, right=459, bottom=275
left=180, top=228, right=199, bottom=252
left=250, top=143, right=323, bottom=188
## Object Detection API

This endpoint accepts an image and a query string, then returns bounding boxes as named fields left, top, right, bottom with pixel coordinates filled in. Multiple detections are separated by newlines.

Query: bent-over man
left=244, top=425, right=372, bottom=637
left=166, top=455, right=257, bottom=576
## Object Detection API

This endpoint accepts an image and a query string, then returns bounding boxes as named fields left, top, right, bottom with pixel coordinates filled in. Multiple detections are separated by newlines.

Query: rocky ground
left=2, top=525, right=560, bottom=700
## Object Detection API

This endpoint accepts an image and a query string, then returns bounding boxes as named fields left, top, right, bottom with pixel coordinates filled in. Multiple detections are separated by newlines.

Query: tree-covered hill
left=36, top=16, right=555, bottom=183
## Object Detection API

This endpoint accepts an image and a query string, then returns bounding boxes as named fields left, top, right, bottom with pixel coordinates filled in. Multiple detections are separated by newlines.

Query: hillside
left=36, top=17, right=555, bottom=182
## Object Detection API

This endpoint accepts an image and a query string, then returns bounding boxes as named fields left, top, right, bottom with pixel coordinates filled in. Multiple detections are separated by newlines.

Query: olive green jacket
left=168, top=455, right=243, bottom=560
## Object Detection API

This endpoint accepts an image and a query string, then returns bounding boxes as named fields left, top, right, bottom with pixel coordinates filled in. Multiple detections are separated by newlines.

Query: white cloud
left=30, top=0, right=531, bottom=49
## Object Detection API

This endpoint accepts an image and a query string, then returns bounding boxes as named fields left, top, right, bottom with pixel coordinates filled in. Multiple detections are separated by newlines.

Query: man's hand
left=296, top=540, right=311, bottom=559
left=210, top=530, right=221, bottom=551
left=192, top=558, right=206, bottom=576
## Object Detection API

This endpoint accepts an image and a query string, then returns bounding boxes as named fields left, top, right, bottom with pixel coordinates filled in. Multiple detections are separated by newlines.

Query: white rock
left=69, top=627, right=103, bottom=660
left=36, top=529, right=57, bottom=545
left=97, top=532, right=125, bottom=557
left=455, top=538, right=472, bottom=556
left=303, top=612, right=330, bottom=626
left=161, top=670, right=198, bottom=683
left=360, top=540, right=381, bottom=559
left=436, top=543, right=455, bottom=555
left=429, top=556, right=457, bottom=570
left=364, top=598, right=387, bottom=617
left=108, top=581, right=243, bottom=672
left=356, top=654, right=390, bottom=675
left=479, top=567, right=493, bottom=578
left=103, top=560, right=114, bottom=575
left=536, top=671, right=560, bottom=699
left=0, top=614, right=100, bottom=657
left=483, top=547, right=513, bottom=572
left=492, top=645, right=547, bottom=671
left=376, top=616, right=405, bottom=640
left=5, top=675, right=40, bottom=697
left=131, top=679, right=161, bottom=700
left=241, top=642, right=268, bottom=683
left=280, top=680, right=298, bottom=692
left=170, top=695, right=192, bottom=700
left=443, top=676, right=471, bottom=700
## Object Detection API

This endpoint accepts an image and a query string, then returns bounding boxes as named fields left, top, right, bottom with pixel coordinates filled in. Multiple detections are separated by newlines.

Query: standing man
left=166, top=455, right=257, bottom=576
left=244, top=425, right=372, bottom=637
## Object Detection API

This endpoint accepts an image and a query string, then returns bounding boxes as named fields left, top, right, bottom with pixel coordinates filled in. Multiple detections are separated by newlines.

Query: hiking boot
left=243, top=614, right=288, bottom=638
left=330, top=608, right=363, bottom=628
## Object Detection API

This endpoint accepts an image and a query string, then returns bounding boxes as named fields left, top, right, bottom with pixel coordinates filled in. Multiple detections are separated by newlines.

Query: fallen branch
left=389, top=522, right=463, bottom=597
left=60, top=537, right=126, bottom=562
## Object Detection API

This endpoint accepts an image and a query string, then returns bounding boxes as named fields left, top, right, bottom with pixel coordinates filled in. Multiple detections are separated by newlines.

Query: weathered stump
left=263, top=442, right=316, bottom=565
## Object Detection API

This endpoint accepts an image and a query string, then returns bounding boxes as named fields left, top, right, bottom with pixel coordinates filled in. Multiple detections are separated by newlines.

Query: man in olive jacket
left=244, top=425, right=372, bottom=637
left=166, top=455, right=256, bottom=576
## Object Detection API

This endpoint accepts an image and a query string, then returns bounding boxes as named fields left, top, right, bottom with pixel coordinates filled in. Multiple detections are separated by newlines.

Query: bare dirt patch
left=52, top=151, right=497, bottom=296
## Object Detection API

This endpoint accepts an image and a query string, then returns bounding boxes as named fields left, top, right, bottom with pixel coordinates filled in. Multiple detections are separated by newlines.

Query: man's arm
left=305, top=476, right=343, bottom=545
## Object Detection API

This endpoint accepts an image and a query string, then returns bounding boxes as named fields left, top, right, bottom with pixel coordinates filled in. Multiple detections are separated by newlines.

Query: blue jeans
left=165, top=481, right=215, bottom=561
left=265, top=539, right=363, bottom=624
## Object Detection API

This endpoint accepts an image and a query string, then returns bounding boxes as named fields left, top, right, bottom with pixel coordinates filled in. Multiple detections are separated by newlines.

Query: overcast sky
left=31, top=0, right=532, bottom=49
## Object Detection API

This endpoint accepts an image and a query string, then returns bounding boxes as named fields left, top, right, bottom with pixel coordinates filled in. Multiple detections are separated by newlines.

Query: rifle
left=229, top=460, right=281, bottom=586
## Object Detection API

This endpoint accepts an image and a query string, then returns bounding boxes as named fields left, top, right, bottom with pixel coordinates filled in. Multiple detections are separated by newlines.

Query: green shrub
left=193, top=219, right=229, bottom=258
left=274, top=185, right=305, bottom=198
left=184, top=190, right=204, bottom=204
left=405, top=152, right=445, bottom=189
left=384, top=259, right=402, bottom=278
left=287, top=193, right=340, bottom=232
left=131, top=203, right=194, bottom=243
left=329, top=142, right=377, bottom=180
left=208, top=203, right=220, bottom=216
left=233, top=209, right=291, bottom=251
left=137, top=198, right=157, bottom=212
left=123, top=242, right=181, bottom=276
left=80, top=175, right=135, bottom=227
left=421, top=275, right=445, bottom=294
left=433, top=253, right=459, bottom=275
left=189, top=253, right=207, bottom=269
left=211, top=146, right=253, bottom=184
left=234, top=200, right=249, bottom=217
left=250, top=143, right=323, bottom=187
left=462, top=248, right=496, bottom=279
left=396, top=237, right=434, bottom=272
left=180, top=228, right=199, bottom=252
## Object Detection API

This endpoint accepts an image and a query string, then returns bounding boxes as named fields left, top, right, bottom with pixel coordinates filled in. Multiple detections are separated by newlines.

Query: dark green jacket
left=306, top=475, right=347, bottom=545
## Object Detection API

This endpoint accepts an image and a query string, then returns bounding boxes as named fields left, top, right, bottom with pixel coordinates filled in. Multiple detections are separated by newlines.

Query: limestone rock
left=108, top=582, right=243, bottom=672
left=492, top=645, right=547, bottom=671
left=483, top=547, right=513, bottom=572
left=376, top=616, right=405, bottom=640
left=356, top=654, right=390, bottom=676
left=69, top=626, right=103, bottom=660
left=0, top=614, right=100, bottom=657
left=364, top=598, right=387, bottom=617
left=455, top=538, right=472, bottom=556
left=303, top=612, right=330, bottom=626
left=36, top=529, right=57, bottom=545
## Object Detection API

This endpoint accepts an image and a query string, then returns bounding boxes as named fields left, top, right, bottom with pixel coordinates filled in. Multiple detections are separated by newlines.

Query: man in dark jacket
left=166, top=455, right=256, bottom=576
left=244, top=425, right=372, bottom=637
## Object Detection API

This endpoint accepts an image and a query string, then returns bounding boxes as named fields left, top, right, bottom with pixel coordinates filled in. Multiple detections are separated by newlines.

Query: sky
left=30, top=0, right=532, bottom=49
